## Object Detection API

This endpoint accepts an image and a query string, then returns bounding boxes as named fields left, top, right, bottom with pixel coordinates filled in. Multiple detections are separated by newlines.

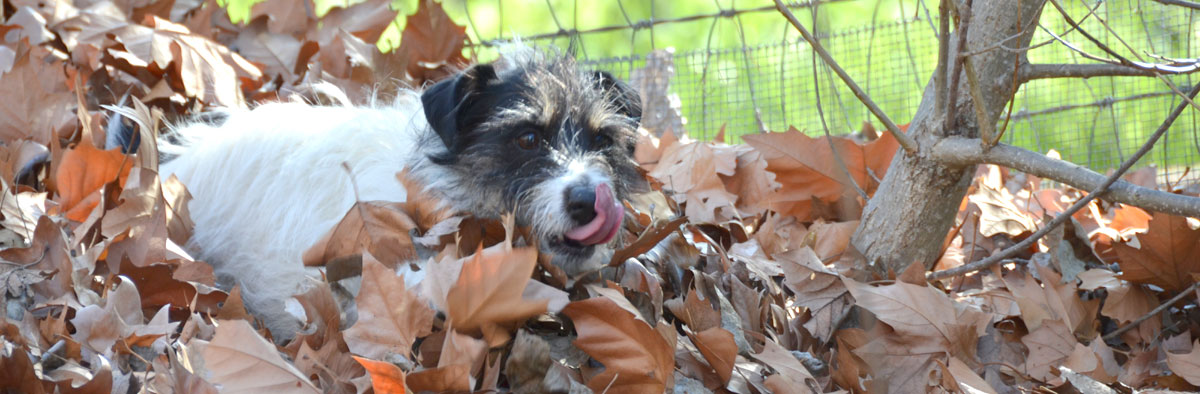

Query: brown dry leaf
left=968, top=180, right=1037, bottom=238
left=563, top=297, right=675, bottom=394
left=445, top=244, right=545, bottom=346
left=687, top=328, right=736, bottom=384
left=719, top=145, right=780, bottom=215
left=1113, top=212, right=1200, bottom=292
left=633, top=126, right=681, bottom=171
left=1062, top=341, right=1119, bottom=384
left=750, top=339, right=815, bottom=391
left=841, top=277, right=959, bottom=341
left=780, top=247, right=849, bottom=342
left=344, top=254, right=434, bottom=360
left=649, top=141, right=739, bottom=223
left=318, top=0, right=399, bottom=44
left=1021, top=319, right=1075, bottom=383
left=352, top=356, right=406, bottom=394
left=100, top=17, right=263, bottom=107
left=743, top=128, right=882, bottom=221
left=1002, top=267, right=1098, bottom=336
left=302, top=200, right=418, bottom=268
left=405, top=364, right=470, bottom=392
left=941, top=356, right=997, bottom=393
left=0, top=43, right=76, bottom=145
left=54, top=136, right=131, bottom=223
left=664, top=287, right=721, bottom=332
left=199, top=319, right=320, bottom=393
left=248, top=0, right=314, bottom=36
left=231, top=20, right=319, bottom=85
left=397, top=0, right=468, bottom=84
left=1167, top=340, right=1200, bottom=386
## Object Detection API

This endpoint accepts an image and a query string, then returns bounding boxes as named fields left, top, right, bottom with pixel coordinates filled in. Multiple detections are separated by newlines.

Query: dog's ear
left=421, top=64, right=499, bottom=150
left=592, top=70, right=642, bottom=124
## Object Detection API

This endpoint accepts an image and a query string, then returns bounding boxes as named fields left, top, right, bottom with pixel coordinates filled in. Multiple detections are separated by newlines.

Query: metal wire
left=463, top=1, right=1200, bottom=184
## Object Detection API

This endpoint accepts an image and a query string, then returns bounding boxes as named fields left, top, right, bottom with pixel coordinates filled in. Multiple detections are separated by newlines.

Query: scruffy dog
left=125, top=49, right=645, bottom=339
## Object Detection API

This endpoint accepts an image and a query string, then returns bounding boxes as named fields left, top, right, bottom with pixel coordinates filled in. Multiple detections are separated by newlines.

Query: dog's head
left=419, top=56, right=645, bottom=275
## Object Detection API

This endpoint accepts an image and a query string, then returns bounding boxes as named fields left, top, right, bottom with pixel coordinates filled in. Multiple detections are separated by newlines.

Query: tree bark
left=850, top=0, right=1047, bottom=274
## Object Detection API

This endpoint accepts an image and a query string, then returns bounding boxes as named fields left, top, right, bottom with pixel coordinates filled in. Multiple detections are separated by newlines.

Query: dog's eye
left=592, top=134, right=612, bottom=147
left=516, top=132, right=539, bottom=150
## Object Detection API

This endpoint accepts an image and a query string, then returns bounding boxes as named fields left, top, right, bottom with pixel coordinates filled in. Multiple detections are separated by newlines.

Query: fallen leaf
left=1113, top=212, right=1200, bottom=292
left=563, top=297, right=675, bottom=394
left=54, top=138, right=131, bottom=222
left=344, top=254, right=434, bottom=360
left=445, top=245, right=546, bottom=346
left=352, top=356, right=406, bottom=394
left=199, top=319, right=320, bottom=393
left=0, top=43, right=76, bottom=145
left=397, top=0, right=468, bottom=84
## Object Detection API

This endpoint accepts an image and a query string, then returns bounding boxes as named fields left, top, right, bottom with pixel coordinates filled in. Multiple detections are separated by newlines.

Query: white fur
left=159, top=92, right=430, bottom=339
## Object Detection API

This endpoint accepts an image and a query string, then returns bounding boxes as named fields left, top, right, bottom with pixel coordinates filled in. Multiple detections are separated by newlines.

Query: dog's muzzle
left=564, top=183, right=624, bottom=245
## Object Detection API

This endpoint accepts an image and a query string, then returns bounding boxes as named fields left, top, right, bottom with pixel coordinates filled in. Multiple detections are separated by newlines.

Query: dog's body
left=141, top=49, right=645, bottom=339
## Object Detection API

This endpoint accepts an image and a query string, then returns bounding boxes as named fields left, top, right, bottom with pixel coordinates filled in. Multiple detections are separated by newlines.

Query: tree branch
left=928, top=82, right=1200, bottom=280
left=774, top=0, right=918, bottom=154
left=1019, top=63, right=1160, bottom=82
left=931, top=139, right=1200, bottom=217
left=1149, top=0, right=1200, bottom=9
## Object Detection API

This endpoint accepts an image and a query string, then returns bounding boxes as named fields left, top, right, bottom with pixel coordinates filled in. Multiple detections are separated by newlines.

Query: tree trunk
left=850, top=0, right=1047, bottom=274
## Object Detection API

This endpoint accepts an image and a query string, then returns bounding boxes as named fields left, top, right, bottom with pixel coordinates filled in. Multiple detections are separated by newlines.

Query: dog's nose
left=565, top=184, right=597, bottom=224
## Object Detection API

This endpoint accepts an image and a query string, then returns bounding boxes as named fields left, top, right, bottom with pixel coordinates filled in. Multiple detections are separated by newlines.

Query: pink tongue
left=564, top=183, right=624, bottom=245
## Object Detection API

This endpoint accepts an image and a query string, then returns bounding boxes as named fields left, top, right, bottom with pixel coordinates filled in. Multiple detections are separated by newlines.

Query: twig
left=1148, top=0, right=1200, bottom=9
left=1040, top=0, right=1200, bottom=76
left=808, top=5, right=868, bottom=201
left=1102, top=281, right=1200, bottom=342
left=1018, top=63, right=1160, bottom=81
left=774, top=0, right=917, bottom=154
left=961, top=40, right=994, bottom=143
left=943, top=0, right=973, bottom=133
left=927, top=82, right=1200, bottom=280
left=934, top=0, right=949, bottom=114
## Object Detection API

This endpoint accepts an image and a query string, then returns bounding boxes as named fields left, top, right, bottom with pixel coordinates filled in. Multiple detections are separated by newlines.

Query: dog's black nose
left=565, top=184, right=597, bottom=224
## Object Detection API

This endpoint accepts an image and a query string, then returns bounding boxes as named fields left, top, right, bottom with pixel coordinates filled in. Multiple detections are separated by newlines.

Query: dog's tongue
left=564, top=183, right=624, bottom=245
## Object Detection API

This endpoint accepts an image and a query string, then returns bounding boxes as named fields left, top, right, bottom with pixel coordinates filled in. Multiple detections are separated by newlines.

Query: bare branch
left=1019, top=63, right=1159, bottom=82
left=1041, top=1, right=1200, bottom=76
left=774, top=0, right=918, bottom=154
left=928, top=82, right=1200, bottom=280
left=1149, top=0, right=1200, bottom=9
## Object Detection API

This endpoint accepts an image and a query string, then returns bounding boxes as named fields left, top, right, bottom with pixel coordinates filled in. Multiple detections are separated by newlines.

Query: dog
left=114, top=47, right=647, bottom=340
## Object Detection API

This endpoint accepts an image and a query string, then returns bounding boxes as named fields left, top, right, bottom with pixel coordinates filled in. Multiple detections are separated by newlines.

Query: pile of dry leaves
left=4, top=0, right=1200, bottom=393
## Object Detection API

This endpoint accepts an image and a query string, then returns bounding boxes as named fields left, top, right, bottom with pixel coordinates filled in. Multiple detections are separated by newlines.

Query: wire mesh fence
left=463, top=0, right=1200, bottom=184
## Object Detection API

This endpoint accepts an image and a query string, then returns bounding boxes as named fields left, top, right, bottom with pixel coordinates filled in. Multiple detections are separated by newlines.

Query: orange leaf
left=1113, top=212, right=1200, bottom=292
left=55, top=139, right=131, bottom=222
left=563, top=297, right=674, bottom=394
left=352, top=356, right=407, bottom=394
